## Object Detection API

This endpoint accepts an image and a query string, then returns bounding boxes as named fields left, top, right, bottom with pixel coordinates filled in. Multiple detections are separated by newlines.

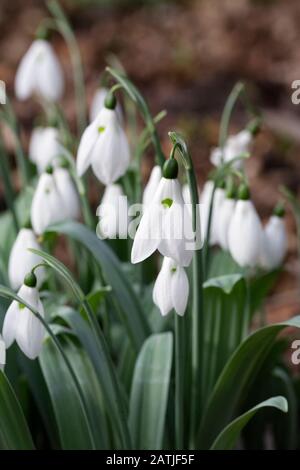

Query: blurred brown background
left=0, top=0, right=300, bottom=320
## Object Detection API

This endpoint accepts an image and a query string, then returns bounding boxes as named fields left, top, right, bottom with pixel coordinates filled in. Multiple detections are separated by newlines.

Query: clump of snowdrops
left=0, top=1, right=299, bottom=451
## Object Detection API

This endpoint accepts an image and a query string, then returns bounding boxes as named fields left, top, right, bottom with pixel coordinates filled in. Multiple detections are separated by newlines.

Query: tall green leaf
left=211, top=396, right=288, bottom=450
left=46, top=221, right=150, bottom=351
left=0, top=371, right=35, bottom=449
left=197, top=316, right=300, bottom=449
left=129, top=332, right=173, bottom=450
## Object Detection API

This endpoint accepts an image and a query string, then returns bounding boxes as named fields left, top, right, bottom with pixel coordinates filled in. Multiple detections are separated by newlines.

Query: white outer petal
left=131, top=204, right=162, bottom=263
left=8, top=228, right=46, bottom=290
left=0, top=335, right=5, bottom=370
left=217, top=198, right=236, bottom=251
left=2, top=300, right=19, bottom=348
left=16, top=287, right=45, bottom=360
left=91, top=109, right=130, bottom=185
left=143, top=166, right=162, bottom=207
left=76, top=120, right=99, bottom=177
left=35, top=40, right=64, bottom=101
left=153, top=258, right=173, bottom=316
left=228, top=200, right=263, bottom=267
left=97, top=184, right=127, bottom=238
left=54, top=168, right=80, bottom=220
left=171, top=265, right=189, bottom=316
left=260, top=216, right=287, bottom=269
left=14, top=40, right=40, bottom=100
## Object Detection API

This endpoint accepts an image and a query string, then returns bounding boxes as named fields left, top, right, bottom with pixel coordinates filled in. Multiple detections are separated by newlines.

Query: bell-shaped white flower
left=0, top=335, right=5, bottom=372
left=228, top=186, right=263, bottom=267
left=96, top=184, right=128, bottom=239
left=260, top=212, right=287, bottom=270
left=77, top=101, right=130, bottom=185
left=8, top=228, right=46, bottom=290
left=54, top=167, right=80, bottom=220
left=31, top=169, right=67, bottom=235
left=29, top=127, right=65, bottom=173
left=217, top=196, right=236, bottom=251
left=143, top=165, right=162, bottom=207
left=2, top=276, right=45, bottom=360
left=15, top=39, right=64, bottom=102
left=153, top=257, right=189, bottom=316
left=131, top=173, right=194, bottom=267
left=90, top=87, right=123, bottom=123
left=210, top=129, right=252, bottom=169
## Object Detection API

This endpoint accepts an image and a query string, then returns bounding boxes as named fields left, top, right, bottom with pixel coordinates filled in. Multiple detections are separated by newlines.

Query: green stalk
left=168, top=132, right=203, bottom=449
left=0, top=285, right=96, bottom=450
left=175, top=313, right=185, bottom=450
left=47, top=0, right=87, bottom=136
left=0, top=139, right=19, bottom=233
left=203, top=82, right=245, bottom=274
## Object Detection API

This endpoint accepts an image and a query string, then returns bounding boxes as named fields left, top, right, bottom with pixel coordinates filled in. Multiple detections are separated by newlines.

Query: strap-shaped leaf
left=211, top=396, right=288, bottom=450
left=129, top=332, right=173, bottom=450
left=0, top=371, right=35, bottom=449
left=198, top=316, right=300, bottom=449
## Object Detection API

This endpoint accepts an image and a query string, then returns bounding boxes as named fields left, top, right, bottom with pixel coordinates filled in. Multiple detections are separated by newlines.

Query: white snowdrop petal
left=171, top=266, right=189, bottom=316
left=2, top=301, right=19, bottom=348
left=143, top=166, right=162, bottom=207
left=36, top=42, right=64, bottom=101
left=97, top=184, right=128, bottom=238
left=217, top=198, right=236, bottom=251
left=14, top=41, right=39, bottom=100
left=131, top=205, right=162, bottom=263
left=76, top=120, right=99, bottom=177
left=54, top=168, right=80, bottom=220
left=0, top=335, right=5, bottom=370
left=260, top=216, right=287, bottom=269
left=153, top=258, right=173, bottom=316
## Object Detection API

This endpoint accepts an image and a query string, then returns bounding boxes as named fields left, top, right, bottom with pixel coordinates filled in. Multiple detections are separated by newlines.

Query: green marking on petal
left=98, top=126, right=106, bottom=133
left=18, top=303, right=25, bottom=310
left=161, top=198, right=173, bottom=208
left=171, top=267, right=177, bottom=273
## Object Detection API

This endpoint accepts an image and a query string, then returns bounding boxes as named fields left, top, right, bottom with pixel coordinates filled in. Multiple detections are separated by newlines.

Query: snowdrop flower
left=131, top=159, right=194, bottom=267
left=228, top=184, right=263, bottom=267
left=260, top=205, right=287, bottom=270
left=54, top=167, right=80, bottom=220
left=31, top=167, right=67, bottom=235
left=153, top=257, right=189, bottom=316
left=2, top=273, right=45, bottom=360
left=200, top=181, right=226, bottom=245
left=90, top=87, right=123, bottom=123
left=0, top=335, right=5, bottom=372
left=15, top=39, right=64, bottom=102
left=143, top=165, right=162, bottom=207
left=217, top=186, right=236, bottom=251
left=210, top=130, right=252, bottom=169
left=29, top=127, right=65, bottom=173
left=8, top=228, right=46, bottom=290
left=77, top=93, right=130, bottom=185
left=96, top=184, right=128, bottom=239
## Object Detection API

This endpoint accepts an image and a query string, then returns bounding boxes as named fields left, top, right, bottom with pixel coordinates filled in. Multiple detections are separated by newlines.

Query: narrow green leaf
left=211, top=396, right=288, bottom=450
left=197, top=316, right=300, bottom=449
left=129, top=332, right=173, bottom=450
left=0, top=371, right=35, bottom=449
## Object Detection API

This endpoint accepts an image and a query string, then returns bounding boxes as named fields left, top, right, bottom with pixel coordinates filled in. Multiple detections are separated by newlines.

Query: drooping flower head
left=8, top=227, right=46, bottom=291
left=90, top=86, right=123, bottom=123
left=228, top=183, right=263, bottom=267
left=29, top=126, right=66, bottom=173
left=77, top=92, right=130, bottom=185
left=153, top=257, right=189, bottom=316
left=2, top=272, right=45, bottom=360
left=260, top=203, right=287, bottom=270
left=15, top=38, right=64, bottom=102
left=131, top=158, right=194, bottom=267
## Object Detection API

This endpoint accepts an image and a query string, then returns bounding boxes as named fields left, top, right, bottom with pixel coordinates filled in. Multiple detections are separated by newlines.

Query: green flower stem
left=204, top=82, right=246, bottom=275
left=0, top=285, right=97, bottom=450
left=47, top=0, right=87, bottom=136
left=168, top=132, right=203, bottom=449
left=106, top=67, right=165, bottom=167
left=0, top=139, right=19, bottom=233
left=175, top=313, right=185, bottom=450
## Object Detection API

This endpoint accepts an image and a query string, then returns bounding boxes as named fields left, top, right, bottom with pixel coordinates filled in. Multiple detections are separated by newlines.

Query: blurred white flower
left=210, top=130, right=252, bottom=169
left=217, top=197, right=236, bottom=251
left=76, top=106, right=130, bottom=185
left=260, top=214, right=287, bottom=270
left=131, top=177, right=193, bottom=267
left=2, top=281, right=45, bottom=360
left=90, top=87, right=123, bottom=123
left=228, top=189, right=263, bottom=267
left=0, top=335, right=6, bottom=372
left=54, top=167, right=80, bottom=220
left=96, top=184, right=128, bottom=239
left=153, top=257, right=189, bottom=316
left=31, top=170, right=67, bottom=235
left=200, top=181, right=225, bottom=246
left=143, top=165, right=162, bottom=207
left=29, top=127, right=65, bottom=173
left=15, top=39, right=64, bottom=102
left=8, top=228, right=46, bottom=291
